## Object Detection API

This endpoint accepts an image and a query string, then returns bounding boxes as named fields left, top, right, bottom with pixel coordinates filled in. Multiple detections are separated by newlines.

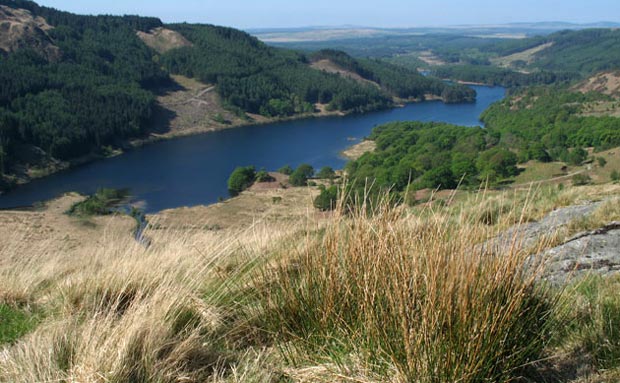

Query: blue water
left=0, top=85, right=505, bottom=213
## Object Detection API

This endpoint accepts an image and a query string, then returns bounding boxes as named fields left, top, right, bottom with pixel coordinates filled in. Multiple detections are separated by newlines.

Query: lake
left=0, top=85, right=505, bottom=213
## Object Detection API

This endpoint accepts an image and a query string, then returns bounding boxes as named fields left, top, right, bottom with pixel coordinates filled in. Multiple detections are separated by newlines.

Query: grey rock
left=542, top=222, right=620, bottom=283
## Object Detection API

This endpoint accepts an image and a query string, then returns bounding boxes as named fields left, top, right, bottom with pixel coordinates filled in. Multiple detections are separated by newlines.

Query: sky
left=35, top=0, right=620, bottom=29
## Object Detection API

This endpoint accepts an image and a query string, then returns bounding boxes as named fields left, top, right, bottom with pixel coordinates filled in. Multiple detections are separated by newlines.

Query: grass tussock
left=258, top=195, right=558, bottom=383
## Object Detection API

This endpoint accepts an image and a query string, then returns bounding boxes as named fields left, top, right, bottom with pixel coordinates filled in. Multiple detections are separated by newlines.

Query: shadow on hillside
left=148, top=104, right=177, bottom=135
left=150, top=76, right=187, bottom=97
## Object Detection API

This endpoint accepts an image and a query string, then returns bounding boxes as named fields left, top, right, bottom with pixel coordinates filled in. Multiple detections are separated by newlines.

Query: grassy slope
left=2, top=179, right=620, bottom=381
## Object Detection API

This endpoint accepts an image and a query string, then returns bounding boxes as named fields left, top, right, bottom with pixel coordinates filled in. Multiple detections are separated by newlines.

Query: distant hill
left=481, top=29, right=620, bottom=74
left=251, top=22, right=620, bottom=44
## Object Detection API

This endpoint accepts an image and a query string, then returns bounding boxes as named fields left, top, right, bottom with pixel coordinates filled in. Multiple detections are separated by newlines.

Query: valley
left=2, top=0, right=620, bottom=382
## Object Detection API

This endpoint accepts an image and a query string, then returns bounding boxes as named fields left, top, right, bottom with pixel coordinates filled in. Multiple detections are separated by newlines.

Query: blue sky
left=36, top=0, right=620, bottom=29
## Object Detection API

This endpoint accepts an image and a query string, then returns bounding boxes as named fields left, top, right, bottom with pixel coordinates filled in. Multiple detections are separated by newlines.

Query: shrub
left=611, top=169, right=620, bottom=182
left=572, top=173, right=592, bottom=186
left=597, top=157, right=608, bottom=168
left=67, top=188, right=129, bottom=216
left=277, top=165, right=293, bottom=175
left=313, top=185, right=338, bottom=211
left=289, top=164, right=314, bottom=186
left=227, top=166, right=256, bottom=196
left=255, top=169, right=275, bottom=183
left=316, top=166, right=336, bottom=180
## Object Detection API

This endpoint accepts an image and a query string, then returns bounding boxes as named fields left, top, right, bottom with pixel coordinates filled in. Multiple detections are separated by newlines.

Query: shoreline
left=0, top=88, right=480, bottom=195
left=1, top=108, right=349, bottom=194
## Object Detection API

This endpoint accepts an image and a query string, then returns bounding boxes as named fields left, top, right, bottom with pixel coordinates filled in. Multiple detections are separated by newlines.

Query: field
left=512, top=147, right=620, bottom=187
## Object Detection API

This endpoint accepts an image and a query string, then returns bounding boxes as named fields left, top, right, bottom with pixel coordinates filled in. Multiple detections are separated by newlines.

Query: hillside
left=309, top=49, right=476, bottom=102
left=0, top=0, right=473, bottom=192
left=575, top=70, right=620, bottom=97
left=475, top=29, right=620, bottom=75
left=2, top=171, right=620, bottom=381
left=0, top=4, right=59, bottom=60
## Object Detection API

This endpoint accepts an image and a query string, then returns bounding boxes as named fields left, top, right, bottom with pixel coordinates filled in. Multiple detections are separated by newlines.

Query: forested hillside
left=486, top=29, right=620, bottom=74
left=0, top=0, right=473, bottom=191
left=430, top=29, right=620, bottom=85
left=345, top=86, right=620, bottom=198
left=310, top=49, right=476, bottom=102
left=0, top=0, right=167, bottom=189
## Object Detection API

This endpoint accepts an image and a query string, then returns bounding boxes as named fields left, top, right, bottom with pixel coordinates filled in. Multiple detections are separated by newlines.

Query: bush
left=572, top=173, right=592, bottom=186
left=611, top=169, right=620, bottom=182
left=227, top=166, right=256, bottom=196
left=566, top=147, right=588, bottom=166
left=313, top=185, right=339, bottom=211
left=67, top=188, right=129, bottom=216
left=289, top=164, right=314, bottom=186
left=255, top=169, right=275, bottom=183
left=597, top=157, right=608, bottom=168
left=316, top=166, right=336, bottom=180
left=277, top=165, right=294, bottom=175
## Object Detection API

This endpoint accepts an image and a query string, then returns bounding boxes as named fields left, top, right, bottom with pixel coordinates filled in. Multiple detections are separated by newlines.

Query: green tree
left=256, top=169, right=275, bottom=183
left=316, top=166, right=336, bottom=180
left=289, top=164, right=314, bottom=186
left=227, top=166, right=256, bottom=196
left=476, top=148, right=518, bottom=182
left=567, top=148, right=588, bottom=166
left=314, top=185, right=339, bottom=211
left=414, top=165, right=457, bottom=190
left=278, top=165, right=294, bottom=175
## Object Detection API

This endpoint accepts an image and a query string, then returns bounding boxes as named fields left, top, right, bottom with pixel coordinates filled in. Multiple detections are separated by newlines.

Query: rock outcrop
left=489, top=199, right=620, bottom=283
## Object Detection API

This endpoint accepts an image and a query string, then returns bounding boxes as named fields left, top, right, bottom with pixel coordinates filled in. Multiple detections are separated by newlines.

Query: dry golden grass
left=0, top=199, right=306, bottom=381
left=258, top=195, right=559, bottom=383
left=2, top=185, right=620, bottom=382
left=341, top=140, right=377, bottom=160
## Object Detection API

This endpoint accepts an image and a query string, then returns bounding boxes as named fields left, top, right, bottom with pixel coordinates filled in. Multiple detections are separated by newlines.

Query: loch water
left=0, top=85, right=505, bottom=213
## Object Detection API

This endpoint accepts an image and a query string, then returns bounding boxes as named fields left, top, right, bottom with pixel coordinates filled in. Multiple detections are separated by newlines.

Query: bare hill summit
left=0, top=4, right=59, bottom=60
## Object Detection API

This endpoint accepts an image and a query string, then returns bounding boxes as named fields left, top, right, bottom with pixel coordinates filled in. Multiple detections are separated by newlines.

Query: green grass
left=0, top=304, right=40, bottom=345
left=562, top=276, right=620, bottom=371
left=513, top=161, right=573, bottom=184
